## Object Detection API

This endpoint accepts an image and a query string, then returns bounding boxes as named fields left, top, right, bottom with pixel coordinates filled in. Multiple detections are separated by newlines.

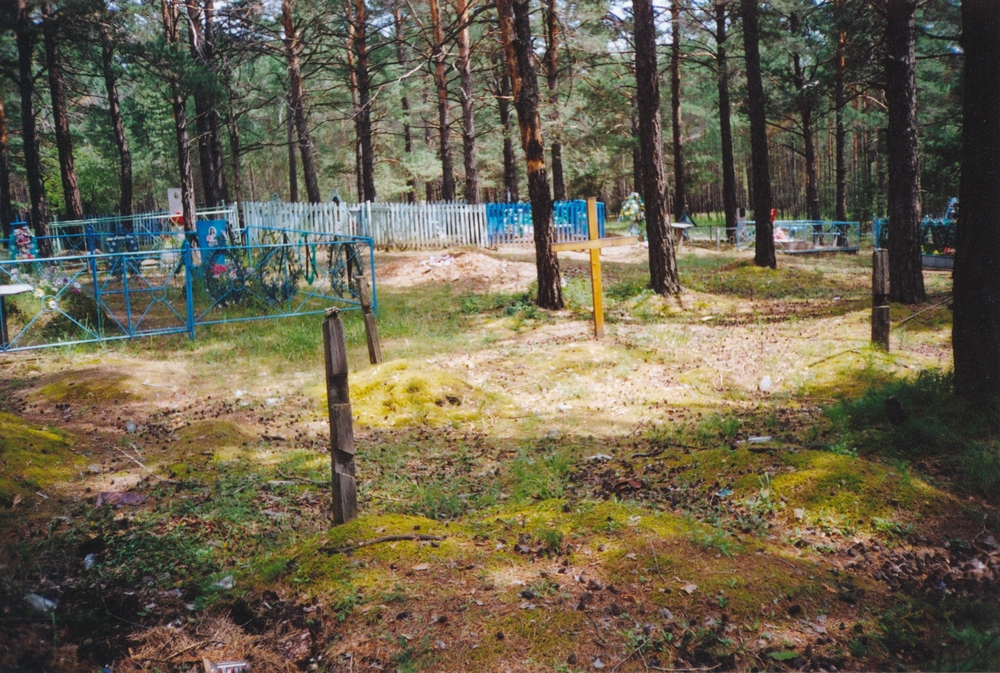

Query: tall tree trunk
left=286, top=98, right=298, bottom=201
left=634, top=0, right=680, bottom=294
left=395, top=8, right=415, bottom=203
left=670, top=0, right=685, bottom=222
left=171, top=93, right=196, bottom=231
left=498, top=69, right=519, bottom=201
left=100, top=30, right=133, bottom=219
left=834, top=0, right=847, bottom=221
left=631, top=95, right=643, bottom=193
left=790, top=14, right=821, bottom=222
left=203, top=0, right=225, bottom=203
left=715, top=1, right=737, bottom=242
left=163, top=0, right=196, bottom=230
left=0, top=94, right=11, bottom=241
left=354, top=0, right=376, bottom=202
left=281, top=0, right=321, bottom=203
left=885, top=0, right=925, bottom=303
left=44, top=5, right=83, bottom=221
left=429, top=0, right=455, bottom=201
left=185, top=0, right=218, bottom=206
left=457, top=0, right=478, bottom=203
left=742, top=0, right=775, bottom=267
left=496, top=0, right=563, bottom=309
left=954, top=0, right=1000, bottom=396
left=422, top=83, right=436, bottom=201
left=16, top=0, right=48, bottom=250
left=346, top=21, right=364, bottom=201
left=544, top=0, right=564, bottom=201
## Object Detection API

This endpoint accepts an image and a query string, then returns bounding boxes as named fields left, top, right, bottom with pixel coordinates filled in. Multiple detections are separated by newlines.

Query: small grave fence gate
left=1, top=222, right=374, bottom=353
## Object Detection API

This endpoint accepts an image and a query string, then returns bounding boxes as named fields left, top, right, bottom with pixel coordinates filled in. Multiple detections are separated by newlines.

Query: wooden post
left=586, top=197, right=604, bottom=339
left=355, top=274, right=382, bottom=364
left=323, top=307, right=357, bottom=524
left=872, top=248, right=890, bottom=351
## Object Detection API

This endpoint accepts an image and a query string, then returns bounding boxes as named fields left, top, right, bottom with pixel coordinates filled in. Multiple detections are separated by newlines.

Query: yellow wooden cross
left=552, top=197, right=638, bottom=338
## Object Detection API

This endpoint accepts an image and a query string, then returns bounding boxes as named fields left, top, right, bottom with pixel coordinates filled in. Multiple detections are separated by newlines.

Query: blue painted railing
left=486, top=200, right=606, bottom=245
left=0, top=226, right=374, bottom=353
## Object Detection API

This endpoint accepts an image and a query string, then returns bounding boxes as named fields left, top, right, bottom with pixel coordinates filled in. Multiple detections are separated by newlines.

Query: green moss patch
left=344, top=360, right=503, bottom=428
left=0, top=411, right=80, bottom=505
left=35, top=369, right=137, bottom=404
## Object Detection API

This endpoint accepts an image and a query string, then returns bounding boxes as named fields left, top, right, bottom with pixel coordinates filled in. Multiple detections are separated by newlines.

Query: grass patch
left=829, top=369, right=1000, bottom=500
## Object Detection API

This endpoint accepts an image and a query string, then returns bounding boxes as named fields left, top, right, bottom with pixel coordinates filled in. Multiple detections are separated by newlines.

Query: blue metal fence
left=486, top=200, right=606, bottom=245
left=0, top=225, right=374, bottom=353
left=736, top=220, right=860, bottom=253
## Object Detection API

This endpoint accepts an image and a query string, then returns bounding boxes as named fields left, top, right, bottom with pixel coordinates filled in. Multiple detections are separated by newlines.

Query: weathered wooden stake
left=323, top=307, right=357, bottom=524
left=355, top=274, right=382, bottom=364
left=872, top=248, right=890, bottom=351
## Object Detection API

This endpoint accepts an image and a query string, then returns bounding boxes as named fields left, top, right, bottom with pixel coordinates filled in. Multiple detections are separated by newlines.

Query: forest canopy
left=0, top=0, right=962, bottom=223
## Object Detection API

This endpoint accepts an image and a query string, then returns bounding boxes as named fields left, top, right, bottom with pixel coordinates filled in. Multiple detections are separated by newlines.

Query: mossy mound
left=166, top=420, right=256, bottom=477
left=0, top=412, right=80, bottom=505
left=347, top=360, right=499, bottom=428
left=36, top=369, right=137, bottom=404
left=772, top=450, right=947, bottom=524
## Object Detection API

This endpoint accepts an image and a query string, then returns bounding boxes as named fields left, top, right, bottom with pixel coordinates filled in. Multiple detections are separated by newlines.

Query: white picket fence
left=240, top=201, right=489, bottom=249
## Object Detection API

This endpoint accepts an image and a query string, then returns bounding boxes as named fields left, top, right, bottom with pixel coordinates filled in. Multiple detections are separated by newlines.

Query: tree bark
left=670, top=0, right=685, bottom=222
left=457, top=0, right=478, bottom=203
left=286, top=98, right=298, bottom=201
left=203, top=0, right=225, bottom=203
left=715, top=1, right=737, bottom=242
left=953, top=0, right=1000, bottom=396
left=100, top=28, right=133, bottom=219
left=349, top=0, right=376, bottom=202
left=171, top=93, right=196, bottom=231
left=186, top=0, right=217, bottom=207
left=394, top=8, right=415, bottom=203
left=885, top=0, right=925, bottom=303
left=429, top=0, right=455, bottom=201
left=544, top=0, right=565, bottom=201
left=742, top=0, right=775, bottom=268
left=16, top=0, right=48, bottom=250
left=346, top=20, right=364, bottom=201
left=162, top=0, right=196, bottom=230
left=0, top=94, right=11, bottom=241
left=43, top=5, right=83, bottom=221
left=496, top=0, right=563, bottom=309
left=281, top=0, right=321, bottom=203
left=498, top=70, right=519, bottom=201
left=631, top=96, right=643, bottom=193
left=634, top=0, right=680, bottom=294
left=834, top=0, right=847, bottom=222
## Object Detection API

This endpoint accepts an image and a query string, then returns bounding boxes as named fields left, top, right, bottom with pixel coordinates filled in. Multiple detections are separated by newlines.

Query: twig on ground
left=163, top=639, right=215, bottom=661
left=894, top=297, right=952, bottom=327
left=111, top=445, right=179, bottom=484
left=649, top=538, right=667, bottom=584
left=805, top=348, right=865, bottom=368
left=649, top=665, right=721, bottom=672
left=322, top=534, right=446, bottom=554
left=275, top=467, right=327, bottom=486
